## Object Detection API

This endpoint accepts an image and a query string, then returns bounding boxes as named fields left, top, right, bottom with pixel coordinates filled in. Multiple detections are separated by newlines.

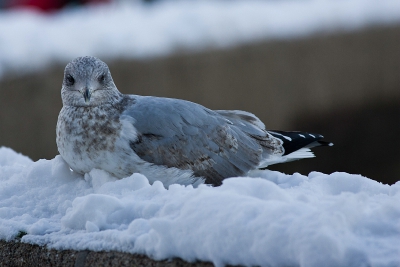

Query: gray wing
left=122, top=96, right=279, bottom=185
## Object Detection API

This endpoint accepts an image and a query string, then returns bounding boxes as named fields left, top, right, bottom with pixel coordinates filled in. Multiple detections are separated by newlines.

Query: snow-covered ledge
left=1, top=147, right=399, bottom=267
left=1, top=0, right=400, bottom=80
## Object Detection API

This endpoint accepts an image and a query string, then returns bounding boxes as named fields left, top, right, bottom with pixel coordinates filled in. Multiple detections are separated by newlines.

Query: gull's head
left=61, top=56, right=121, bottom=107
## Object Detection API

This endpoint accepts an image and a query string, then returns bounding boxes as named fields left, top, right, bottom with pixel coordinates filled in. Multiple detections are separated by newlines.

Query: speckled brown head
left=61, top=56, right=122, bottom=107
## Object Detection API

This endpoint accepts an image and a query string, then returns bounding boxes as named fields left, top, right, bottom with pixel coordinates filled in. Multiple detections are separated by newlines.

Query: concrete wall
left=1, top=25, right=399, bottom=184
left=0, top=240, right=214, bottom=266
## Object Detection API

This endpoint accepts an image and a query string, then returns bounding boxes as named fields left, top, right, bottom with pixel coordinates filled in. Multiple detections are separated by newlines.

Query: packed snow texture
left=1, top=147, right=399, bottom=267
left=1, top=0, right=400, bottom=79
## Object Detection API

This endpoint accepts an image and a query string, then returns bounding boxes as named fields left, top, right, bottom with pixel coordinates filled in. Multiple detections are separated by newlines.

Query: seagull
left=56, top=56, right=332, bottom=187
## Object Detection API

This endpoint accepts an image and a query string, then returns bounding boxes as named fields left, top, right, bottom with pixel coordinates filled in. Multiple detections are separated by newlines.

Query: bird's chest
left=56, top=106, right=123, bottom=172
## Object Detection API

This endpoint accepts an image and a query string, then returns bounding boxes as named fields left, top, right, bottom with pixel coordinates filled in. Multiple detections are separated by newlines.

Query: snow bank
left=1, top=0, right=400, bottom=79
left=1, top=147, right=399, bottom=267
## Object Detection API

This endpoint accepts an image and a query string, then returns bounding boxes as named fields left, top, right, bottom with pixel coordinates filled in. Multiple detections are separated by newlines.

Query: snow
left=1, top=147, right=399, bottom=267
left=1, top=0, right=400, bottom=79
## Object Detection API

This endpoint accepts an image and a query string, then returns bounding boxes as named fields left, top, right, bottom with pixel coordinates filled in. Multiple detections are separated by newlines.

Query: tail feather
left=268, top=130, right=332, bottom=156
left=284, top=147, right=315, bottom=160
left=256, top=131, right=332, bottom=169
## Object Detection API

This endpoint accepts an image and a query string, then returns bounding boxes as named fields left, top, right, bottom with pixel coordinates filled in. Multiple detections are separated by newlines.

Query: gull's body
left=57, top=56, right=332, bottom=186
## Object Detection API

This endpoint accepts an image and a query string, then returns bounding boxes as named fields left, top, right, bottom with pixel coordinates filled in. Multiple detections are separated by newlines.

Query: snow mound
left=0, top=147, right=399, bottom=267
left=1, top=0, right=400, bottom=79
left=0, top=147, right=33, bottom=167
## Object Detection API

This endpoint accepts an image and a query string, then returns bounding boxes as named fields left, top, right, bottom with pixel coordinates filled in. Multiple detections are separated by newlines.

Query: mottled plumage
left=57, top=56, right=332, bottom=187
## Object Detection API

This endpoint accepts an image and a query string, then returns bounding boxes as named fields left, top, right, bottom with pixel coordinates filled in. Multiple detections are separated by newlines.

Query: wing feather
left=122, top=96, right=277, bottom=185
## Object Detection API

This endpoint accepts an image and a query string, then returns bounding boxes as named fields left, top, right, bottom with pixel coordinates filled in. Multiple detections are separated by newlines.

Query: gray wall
left=1, top=25, right=399, bottom=184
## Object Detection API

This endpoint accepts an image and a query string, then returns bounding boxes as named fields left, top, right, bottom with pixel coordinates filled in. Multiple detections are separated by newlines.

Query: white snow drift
left=1, top=0, right=400, bottom=79
left=0, top=146, right=399, bottom=267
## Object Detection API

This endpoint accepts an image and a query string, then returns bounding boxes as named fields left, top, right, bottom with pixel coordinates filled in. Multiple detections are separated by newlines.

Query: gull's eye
left=65, top=74, right=75, bottom=86
left=98, top=74, right=105, bottom=83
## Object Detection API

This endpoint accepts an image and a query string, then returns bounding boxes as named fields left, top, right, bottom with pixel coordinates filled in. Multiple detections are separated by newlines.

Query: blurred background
left=0, top=0, right=399, bottom=184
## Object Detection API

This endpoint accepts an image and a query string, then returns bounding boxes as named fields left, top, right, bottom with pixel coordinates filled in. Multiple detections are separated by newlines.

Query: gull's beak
left=82, top=88, right=91, bottom=103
